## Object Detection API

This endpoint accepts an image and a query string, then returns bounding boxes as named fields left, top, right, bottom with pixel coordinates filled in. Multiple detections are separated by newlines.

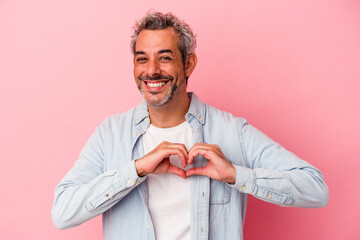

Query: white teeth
left=147, top=82, right=166, bottom=87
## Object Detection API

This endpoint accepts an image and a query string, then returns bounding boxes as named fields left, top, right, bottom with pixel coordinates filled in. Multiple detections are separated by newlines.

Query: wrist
left=225, top=165, right=236, bottom=184
left=135, top=159, right=147, bottom=177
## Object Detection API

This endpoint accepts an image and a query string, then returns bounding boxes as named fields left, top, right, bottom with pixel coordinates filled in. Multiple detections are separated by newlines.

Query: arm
left=233, top=119, right=329, bottom=207
left=186, top=119, right=329, bottom=208
left=51, top=122, right=145, bottom=229
left=52, top=124, right=190, bottom=229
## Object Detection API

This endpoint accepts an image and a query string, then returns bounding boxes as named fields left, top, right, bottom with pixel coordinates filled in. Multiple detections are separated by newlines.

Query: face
left=133, top=27, right=187, bottom=108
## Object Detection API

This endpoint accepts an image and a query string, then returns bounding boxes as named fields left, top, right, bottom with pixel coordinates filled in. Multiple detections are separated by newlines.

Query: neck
left=148, top=91, right=190, bottom=128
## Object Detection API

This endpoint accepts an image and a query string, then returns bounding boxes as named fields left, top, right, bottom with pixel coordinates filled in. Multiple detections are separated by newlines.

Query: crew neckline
left=148, top=121, right=189, bottom=135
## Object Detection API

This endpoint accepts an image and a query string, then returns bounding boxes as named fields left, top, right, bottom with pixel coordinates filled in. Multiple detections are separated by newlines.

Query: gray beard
left=139, top=82, right=179, bottom=108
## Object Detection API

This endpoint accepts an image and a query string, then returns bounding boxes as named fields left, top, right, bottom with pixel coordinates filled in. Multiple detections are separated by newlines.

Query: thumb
left=186, top=167, right=207, bottom=177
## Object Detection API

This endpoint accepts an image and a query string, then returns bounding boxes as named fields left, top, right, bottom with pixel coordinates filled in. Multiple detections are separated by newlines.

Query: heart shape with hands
left=135, top=141, right=236, bottom=184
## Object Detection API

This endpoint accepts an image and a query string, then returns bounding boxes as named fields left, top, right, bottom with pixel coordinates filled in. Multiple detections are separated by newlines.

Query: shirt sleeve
left=229, top=119, right=329, bottom=208
left=51, top=121, right=146, bottom=229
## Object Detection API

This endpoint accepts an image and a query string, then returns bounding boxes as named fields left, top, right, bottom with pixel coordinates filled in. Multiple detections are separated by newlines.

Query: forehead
left=135, top=27, right=179, bottom=52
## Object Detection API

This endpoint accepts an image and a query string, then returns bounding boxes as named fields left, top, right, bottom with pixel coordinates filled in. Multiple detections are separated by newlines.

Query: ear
left=185, top=53, right=198, bottom=78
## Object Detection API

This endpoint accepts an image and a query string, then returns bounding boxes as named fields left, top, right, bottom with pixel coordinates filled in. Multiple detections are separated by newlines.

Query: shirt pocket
left=209, top=179, right=231, bottom=204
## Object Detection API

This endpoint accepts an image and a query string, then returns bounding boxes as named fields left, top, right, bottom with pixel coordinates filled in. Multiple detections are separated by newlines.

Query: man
left=52, top=11, right=329, bottom=240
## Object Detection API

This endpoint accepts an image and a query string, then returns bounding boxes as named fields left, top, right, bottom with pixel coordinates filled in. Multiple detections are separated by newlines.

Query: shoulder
left=189, top=92, right=247, bottom=127
left=204, top=103, right=247, bottom=128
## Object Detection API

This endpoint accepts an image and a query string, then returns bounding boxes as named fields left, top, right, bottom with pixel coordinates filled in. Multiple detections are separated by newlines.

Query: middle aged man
left=52, top=11, right=329, bottom=240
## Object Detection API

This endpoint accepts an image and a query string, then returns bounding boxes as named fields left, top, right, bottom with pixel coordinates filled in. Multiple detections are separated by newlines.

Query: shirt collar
left=186, top=92, right=206, bottom=125
left=133, top=100, right=149, bottom=125
left=133, top=92, right=206, bottom=126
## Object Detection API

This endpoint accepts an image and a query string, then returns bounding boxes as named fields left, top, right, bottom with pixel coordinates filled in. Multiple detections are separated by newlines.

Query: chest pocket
left=209, top=179, right=231, bottom=204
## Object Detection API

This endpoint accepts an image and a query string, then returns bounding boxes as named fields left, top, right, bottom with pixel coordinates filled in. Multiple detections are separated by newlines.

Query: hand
left=186, top=143, right=236, bottom=184
left=135, top=141, right=188, bottom=179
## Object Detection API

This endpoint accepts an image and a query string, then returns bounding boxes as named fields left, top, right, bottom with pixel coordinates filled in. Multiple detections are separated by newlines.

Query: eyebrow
left=135, top=51, right=145, bottom=55
left=158, top=49, right=174, bottom=54
left=135, top=49, right=174, bottom=55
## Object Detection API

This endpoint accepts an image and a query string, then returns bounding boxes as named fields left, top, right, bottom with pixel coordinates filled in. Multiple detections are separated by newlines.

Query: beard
left=136, top=74, right=181, bottom=108
left=139, top=82, right=178, bottom=108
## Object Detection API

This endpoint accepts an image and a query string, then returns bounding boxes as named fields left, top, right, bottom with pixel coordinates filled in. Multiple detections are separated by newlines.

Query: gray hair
left=130, top=11, right=197, bottom=65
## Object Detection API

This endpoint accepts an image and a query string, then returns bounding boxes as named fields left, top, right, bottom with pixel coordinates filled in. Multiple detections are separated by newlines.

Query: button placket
left=128, top=179, right=133, bottom=185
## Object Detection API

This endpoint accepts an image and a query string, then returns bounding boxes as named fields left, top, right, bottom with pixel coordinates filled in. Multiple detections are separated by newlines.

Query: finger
left=188, top=148, right=216, bottom=164
left=171, top=143, right=189, bottom=153
left=188, top=144, right=213, bottom=164
left=188, top=145, right=202, bottom=164
left=186, top=167, right=207, bottom=177
left=168, top=164, right=187, bottom=179
left=160, top=141, right=187, bottom=154
left=188, top=148, right=202, bottom=164
left=167, top=143, right=189, bottom=168
left=172, top=148, right=188, bottom=168
left=188, top=143, right=212, bottom=153
left=160, top=148, right=187, bottom=167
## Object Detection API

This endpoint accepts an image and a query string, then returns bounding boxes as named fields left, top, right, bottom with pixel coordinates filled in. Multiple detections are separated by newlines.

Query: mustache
left=138, top=75, right=174, bottom=81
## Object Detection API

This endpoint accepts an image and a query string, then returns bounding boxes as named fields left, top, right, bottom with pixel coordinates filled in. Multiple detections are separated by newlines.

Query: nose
left=145, top=58, right=161, bottom=77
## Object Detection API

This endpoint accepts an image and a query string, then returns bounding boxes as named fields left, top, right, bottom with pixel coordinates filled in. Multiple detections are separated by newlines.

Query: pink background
left=1, top=0, right=359, bottom=239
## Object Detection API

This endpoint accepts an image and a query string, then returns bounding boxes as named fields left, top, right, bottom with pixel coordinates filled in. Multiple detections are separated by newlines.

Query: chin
left=145, top=97, right=170, bottom=108
left=143, top=91, right=172, bottom=108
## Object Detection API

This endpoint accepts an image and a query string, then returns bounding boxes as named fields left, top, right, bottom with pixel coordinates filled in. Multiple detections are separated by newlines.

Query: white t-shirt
left=142, top=121, right=194, bottom=240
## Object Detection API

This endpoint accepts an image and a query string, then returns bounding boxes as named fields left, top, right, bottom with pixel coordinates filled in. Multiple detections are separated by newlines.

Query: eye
left=136, top=57, right=147, bottom=63
left=159, top=56, right=172, bottom=62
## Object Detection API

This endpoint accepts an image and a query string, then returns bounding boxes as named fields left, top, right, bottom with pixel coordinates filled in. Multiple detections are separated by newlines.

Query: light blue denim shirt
left=52, top=92, right=329, bottom=240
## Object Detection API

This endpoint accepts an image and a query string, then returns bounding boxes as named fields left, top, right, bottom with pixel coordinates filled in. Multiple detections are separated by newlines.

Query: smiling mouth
left=145, top=81, right=169, bottom=87
left=143, top=80, right=171, bottom=90
left=138, top=74, right=173, bottom=92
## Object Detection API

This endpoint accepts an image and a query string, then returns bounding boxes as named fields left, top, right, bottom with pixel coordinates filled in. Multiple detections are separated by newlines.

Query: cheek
left=133, top=64, right=138, bottom=73
left=133, top=65, right=142, bottom=78
left=161, top=65, right=181, bottom=76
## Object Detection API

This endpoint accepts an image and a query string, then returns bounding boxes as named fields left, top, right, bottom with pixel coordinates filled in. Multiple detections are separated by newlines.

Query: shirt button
left=133, top=131, right=138, bottom=136
left=147, top=225, right=151, bottom=229
left=202, top=192, right=205, bottom=197
left=105, top=193, right=109, bottom=197
left=128, top=179, right=133, bottom=185
left=109, top=196, right=114, bottom=200
left=267, top=193, right=272, bottom=198
left=241, top=185, right=247, bottom=191
left=199, top=117, right=204, bottom=122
